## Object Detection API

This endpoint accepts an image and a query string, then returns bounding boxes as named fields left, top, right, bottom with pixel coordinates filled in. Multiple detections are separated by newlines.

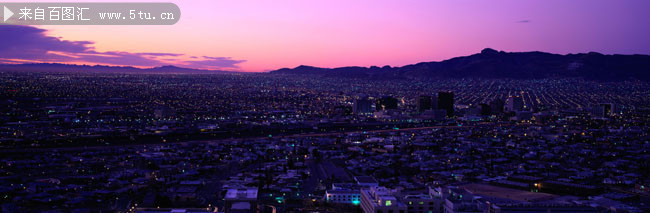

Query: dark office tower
left=376, top=96, right=398, bottom=111
left=591, top=105, right=606, bottom=118
left=331, top=105, right=352, bottom=116
left=353, top=96, right=373, bottom=115
left=489, top=99, right=505, bottom=114
left=600, top=103, right=613, bottom=116
left=432, top=95, right=438, bottom=109
left=505, top=96, right=524, bottom=112
left=437, top=92, right=454, bottom=116
left=479, top=103, right=491, bottom=116
left=417, top=95, right=433, bottom=112
left=613, top=104, right=625, bottom=115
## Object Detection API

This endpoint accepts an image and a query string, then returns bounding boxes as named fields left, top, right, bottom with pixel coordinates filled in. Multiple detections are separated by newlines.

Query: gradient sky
left=2, top=0, right=650, bottom=72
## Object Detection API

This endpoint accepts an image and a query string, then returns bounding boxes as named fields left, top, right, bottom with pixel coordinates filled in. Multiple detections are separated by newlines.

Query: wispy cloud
left=517, top=20, right=531, bottom=23
left=185, top=56, right=247, bottom=69
left=0, top=25, right=246, bottom=70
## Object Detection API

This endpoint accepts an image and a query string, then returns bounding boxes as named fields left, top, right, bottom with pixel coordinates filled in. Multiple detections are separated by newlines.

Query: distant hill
left=0, top=63, right=235, bottom=74
left=270, top=48, right=650, bottom=81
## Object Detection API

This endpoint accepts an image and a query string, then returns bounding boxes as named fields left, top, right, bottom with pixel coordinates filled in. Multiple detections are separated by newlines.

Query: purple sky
left=1, top=0, right=650, bottom=71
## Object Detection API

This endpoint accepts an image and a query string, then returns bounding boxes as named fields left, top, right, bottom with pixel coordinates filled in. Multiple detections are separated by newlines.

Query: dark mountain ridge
left=0, top=63, right=235, bottom=74
left=271, top=48, right=650, bottom=81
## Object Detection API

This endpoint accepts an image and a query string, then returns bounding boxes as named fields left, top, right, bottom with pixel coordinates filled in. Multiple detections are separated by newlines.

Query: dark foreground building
left=437, top=92, right=454, bottom=117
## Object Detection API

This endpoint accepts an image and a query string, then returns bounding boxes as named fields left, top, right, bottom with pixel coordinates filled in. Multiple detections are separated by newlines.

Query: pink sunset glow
left=2, top=0, right=650, bottom=72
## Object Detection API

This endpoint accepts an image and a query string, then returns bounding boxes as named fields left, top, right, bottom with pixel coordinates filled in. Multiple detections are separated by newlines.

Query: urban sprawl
left=0, top=71, right=648, bottom=213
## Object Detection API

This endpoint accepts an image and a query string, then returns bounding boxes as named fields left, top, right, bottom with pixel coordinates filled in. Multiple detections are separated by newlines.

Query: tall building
left=599, top=103, right=614, bottom=116
left=479, top=103, right=491, bottom=116
left=417, top=95, right=433, bottom=112
left=354, top=96, right=373, bottom=115
left=515, top=111, right=533, bottom=121
left=376, top=96, right=399, bottom=111
left=505, top=96, right=524, bottom=112
left=437, top=92, right=454, bottom=117
left=591, top=105, right=606, bottom=118
left=489, top=99, right=505, bottom=114
left=360, top=186, right=407, bottom=213
left=331, top=105, right=352, bottom=116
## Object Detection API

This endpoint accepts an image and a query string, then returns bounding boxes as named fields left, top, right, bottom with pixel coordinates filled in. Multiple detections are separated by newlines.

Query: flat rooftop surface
left=460, top=183, right=558, bottom=202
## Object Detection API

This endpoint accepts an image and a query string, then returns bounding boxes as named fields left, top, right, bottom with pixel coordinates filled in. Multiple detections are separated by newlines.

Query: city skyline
left=1, top=1, right=649, bottom=212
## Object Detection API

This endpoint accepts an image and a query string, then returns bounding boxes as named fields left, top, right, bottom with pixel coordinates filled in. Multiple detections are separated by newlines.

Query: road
left=0, top=124, right=486, bottom=153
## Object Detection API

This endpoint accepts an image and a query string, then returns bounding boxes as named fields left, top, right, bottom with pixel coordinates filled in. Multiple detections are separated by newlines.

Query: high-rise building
left=479, top=103, right=491, bottom=116
left=354, top=96, right=373, bottom=115
left=376, top=96, right=399, bottom=111
left=331, top=105, right=352, bottom=116
left=417, top=95, right=433, bottom=112
left=613, top=104, right=626, bottom=115
left=592, top=103, right=619, bottom=118
left=515, top=111, right=533, bottom=121
left=505, top=96, right=524, bottom=112
left=600, top=103, right=614, bottom=116
left=437, top=92, right=454, bottom=117
left=489, top=99, right=505, bottom=114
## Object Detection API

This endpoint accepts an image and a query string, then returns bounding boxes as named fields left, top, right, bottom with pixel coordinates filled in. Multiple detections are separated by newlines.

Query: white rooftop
left=225, top=188, right=258, bottom=200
